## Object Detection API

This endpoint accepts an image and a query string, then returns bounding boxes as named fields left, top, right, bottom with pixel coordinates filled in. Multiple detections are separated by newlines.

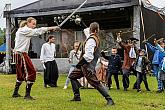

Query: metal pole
left=5, top=3, right=11, bottom=74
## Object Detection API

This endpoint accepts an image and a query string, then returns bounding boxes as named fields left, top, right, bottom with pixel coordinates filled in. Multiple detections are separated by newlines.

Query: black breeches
left=69, top=64, right=112, bottom=100
left=137, top=72, right=149, bottom=90
left=69, top=65, right=100, bottom=89
left=107, top=72, right=119, bottom=88
left=44, top=60, right=59, bottom=85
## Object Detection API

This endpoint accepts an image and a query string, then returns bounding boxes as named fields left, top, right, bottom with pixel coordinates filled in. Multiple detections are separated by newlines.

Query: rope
left=139, top=2, right=149, bottom=58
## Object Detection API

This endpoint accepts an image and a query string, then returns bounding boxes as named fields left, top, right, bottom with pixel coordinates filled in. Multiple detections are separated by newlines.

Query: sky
left=0, top=0, right=38, bottom=28
left=0, top=0, right=165, bottom=28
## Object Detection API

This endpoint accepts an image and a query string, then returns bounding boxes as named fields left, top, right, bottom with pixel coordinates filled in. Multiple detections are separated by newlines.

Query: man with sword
left=12, top=0, right=87, bottom=100
left=69, top=22, right=115, bottom=105
left=12, top=17, right=60, bottom=100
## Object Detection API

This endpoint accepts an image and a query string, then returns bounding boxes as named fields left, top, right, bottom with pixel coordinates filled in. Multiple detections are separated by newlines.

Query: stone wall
left=0, top=58, right=100, bottom=74
left=31, top=58, right=70, bottom=74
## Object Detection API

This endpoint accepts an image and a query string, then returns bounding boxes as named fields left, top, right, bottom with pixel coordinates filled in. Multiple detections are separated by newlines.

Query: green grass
left=0, top=74, right=164, bottom=110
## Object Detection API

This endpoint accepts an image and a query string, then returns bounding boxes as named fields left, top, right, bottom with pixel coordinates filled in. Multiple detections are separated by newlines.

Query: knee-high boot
left=12, top=82, right=22, bottom=97
left=70, top=79, right=81, bottom=101
left=96, top=84, right=114, bottom=105
left=24, top=83, right=34, bottom=100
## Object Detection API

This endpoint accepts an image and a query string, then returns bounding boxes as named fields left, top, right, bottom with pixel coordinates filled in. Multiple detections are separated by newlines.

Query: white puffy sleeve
left=20, top=27, right=48, bottom=37
left=83, top=38, right=96, bottom=62
left=40, top=44, right=45, bottom=62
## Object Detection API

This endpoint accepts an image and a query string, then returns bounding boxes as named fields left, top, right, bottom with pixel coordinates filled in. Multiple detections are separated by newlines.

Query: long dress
left=96, top=57, right=108, bottom=85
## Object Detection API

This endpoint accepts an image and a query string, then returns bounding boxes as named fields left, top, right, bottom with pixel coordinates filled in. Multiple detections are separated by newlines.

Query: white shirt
left=40, top=43, right=56, bottom=62
left=14, top=25, right=48, bottom=53
left=136, top=56, right=143, bottom=73
left=69, top=50, right=81, bottom=66
left=83, top=37, right=96, bottom=63
left=129, top=47, right=137, bottom=58
left=83, top=29, right=97, bottom=63
left=83, top=28, right=90, bottom=39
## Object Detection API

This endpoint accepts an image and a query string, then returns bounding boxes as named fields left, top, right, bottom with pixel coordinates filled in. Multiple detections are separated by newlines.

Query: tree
left=0, top=28, right=5, bottom=45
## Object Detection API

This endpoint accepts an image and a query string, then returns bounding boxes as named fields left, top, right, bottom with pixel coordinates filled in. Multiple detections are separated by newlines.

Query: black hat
left=128, top=37, right=139, bottom=41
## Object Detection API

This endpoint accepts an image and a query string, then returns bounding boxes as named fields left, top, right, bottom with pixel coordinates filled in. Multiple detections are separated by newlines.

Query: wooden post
left=5, top=3, right=11, bottom=73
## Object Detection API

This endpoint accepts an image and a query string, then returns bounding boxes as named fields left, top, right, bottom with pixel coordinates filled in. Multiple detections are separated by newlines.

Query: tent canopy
left=142, top=0, right=165, bottom=15
left=4, top=0, right=138, bottom=18
left=0, top=43, right=6, bottom=54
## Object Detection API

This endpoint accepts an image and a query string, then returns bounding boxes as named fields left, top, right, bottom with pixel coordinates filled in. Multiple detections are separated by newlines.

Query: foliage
left=0, top=28, right=5, bottom=45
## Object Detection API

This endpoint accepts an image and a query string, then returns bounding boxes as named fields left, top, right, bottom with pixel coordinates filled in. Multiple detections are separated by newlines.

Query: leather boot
left=24, top=83, right=35, bottom=100
left=70, top=79, right=81, bottom=101
left=12, top=82, right=22, bottom=97
left=70, top=90, right=81, bottom=101
left=97, top=84, right=114, bottom=105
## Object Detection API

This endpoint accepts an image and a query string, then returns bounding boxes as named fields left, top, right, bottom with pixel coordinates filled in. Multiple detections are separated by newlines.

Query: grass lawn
left=0, top=73, right=164, bottom=110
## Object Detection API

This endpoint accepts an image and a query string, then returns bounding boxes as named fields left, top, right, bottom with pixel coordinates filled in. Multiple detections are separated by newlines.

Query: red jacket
left=119, top=42, right=136, bottom=70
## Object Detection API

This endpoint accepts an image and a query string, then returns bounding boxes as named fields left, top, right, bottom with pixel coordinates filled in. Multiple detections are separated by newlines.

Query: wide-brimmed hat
left=128, top=37, right=139, bottom=41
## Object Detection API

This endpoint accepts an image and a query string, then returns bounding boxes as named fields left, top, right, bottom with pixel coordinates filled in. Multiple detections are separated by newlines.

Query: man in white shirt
left=40, top=35, right=59, bottom=88
left=69, top=22, right=114, bottom=106
left=12, top=17, right=60, bottom=100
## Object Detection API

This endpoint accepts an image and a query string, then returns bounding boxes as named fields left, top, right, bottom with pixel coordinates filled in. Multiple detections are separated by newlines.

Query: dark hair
left=74, top=40, right=79, bottom=43
left=46, top=35, right=55, bottom=42
left=112, top=47, right=117, bottom=50
left=89, top=22, right=99, bottom=33
left=139, top=49, right=146, bottom=55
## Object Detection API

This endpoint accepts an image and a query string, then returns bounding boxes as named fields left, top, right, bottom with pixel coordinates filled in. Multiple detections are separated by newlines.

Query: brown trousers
left=69, top=64, right=100, bottom=88
left=14, top=52, right=36, bottom=82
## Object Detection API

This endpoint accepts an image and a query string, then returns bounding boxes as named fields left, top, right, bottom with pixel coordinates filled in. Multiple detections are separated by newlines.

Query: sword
left=142, top=34, right=156, bottom=43
left=74, top=42, right=81, bottom=60
left=59, top=0, right=88, bottom=27
left=121, top=30, right=135, bottom=34
left=146, top=34, right=156, bottom=41
left=154, top=38, right=164, bottom=44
